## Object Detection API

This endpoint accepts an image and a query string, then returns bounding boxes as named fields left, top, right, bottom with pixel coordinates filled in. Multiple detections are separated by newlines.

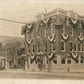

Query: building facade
left=22, top=8, right=84, bottom=72
left=0, top=36, right=24, bottom=70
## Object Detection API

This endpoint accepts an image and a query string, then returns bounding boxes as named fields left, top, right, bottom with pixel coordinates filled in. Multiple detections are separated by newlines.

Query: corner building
left=22, top=8, right=84, bottom=72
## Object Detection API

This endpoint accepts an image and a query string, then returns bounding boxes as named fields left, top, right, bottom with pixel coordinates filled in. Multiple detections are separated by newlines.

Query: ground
left=0, top=69, right=84, bottom=79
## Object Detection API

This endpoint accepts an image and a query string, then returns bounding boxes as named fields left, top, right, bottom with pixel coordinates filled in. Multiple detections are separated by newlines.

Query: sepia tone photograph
left=0, top=0, right=84, bottom=81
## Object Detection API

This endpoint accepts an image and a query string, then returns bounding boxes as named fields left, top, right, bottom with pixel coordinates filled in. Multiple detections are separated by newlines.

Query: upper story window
left=32, top=45, right=35, bottom=53
left=37, top=42, right=40, bottom=52
left=70, top=42, right=77, bottom=51
left=28, top=45, right=30, bottom=53
left=70, top=42, right=73, bottom=51
left=50, top=24, right=55, bottom=34
left=73, top=44, right=76, bottom=51
left=78, top=42, right=81, bottom=51
left=52, top=42, right=56, bottom=51
left=69, top=26, right=73, bottom=36
left=44, top=42, right=47, bottom=52
left=61, top=40, right=65, bottom=51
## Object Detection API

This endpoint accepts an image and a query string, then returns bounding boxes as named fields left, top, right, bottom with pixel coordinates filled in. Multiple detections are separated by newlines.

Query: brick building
left=22, top=8, right=84, bottom=72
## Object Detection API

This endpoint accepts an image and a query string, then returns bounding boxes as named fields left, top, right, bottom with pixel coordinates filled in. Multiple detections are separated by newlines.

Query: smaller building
left=0, top=36, right=24, bottom=70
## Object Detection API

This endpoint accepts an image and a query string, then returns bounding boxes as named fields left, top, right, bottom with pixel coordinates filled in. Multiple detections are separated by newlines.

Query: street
left=0, top=70, right=84, bottom=79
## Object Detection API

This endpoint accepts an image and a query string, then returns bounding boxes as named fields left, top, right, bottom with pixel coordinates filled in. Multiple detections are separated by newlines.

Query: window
left=73, top=44, right=76, bottom=51
left=37, top=42, right=40, bottom=52
left=78, top=42, right=81, bottom=51
left=75, top=59, right=79, bottom=63
left=67, top=56, right=71, bottom=64
left=44, top=42, right=47, bottom=52
left=70, top=42, right=73, bottom=51
left=61, top=41, right=65, bottom=51
left=61, top=25, right=63, bottom=34
left=53, top=42, right=56, bottom=51
left=32, top=45, right=35, bottom=53
left=69, top=27, right=73, bottom=36
left=78, top=42, right=83, bottom=51
left=70, top=42, right=77, bottom=51
left=28, top=45, right=30, bottom=53
left=53, top=56, right=57, bottom=64
left=61, top=58, right=65, bottom=64
left=80, top=58, right=84, bottom=63
left=51, top=24, right=55, bottom=34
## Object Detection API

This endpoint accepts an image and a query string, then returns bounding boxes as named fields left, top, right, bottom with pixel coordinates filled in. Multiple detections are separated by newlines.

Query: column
left=78, top=55, right=81, bottom=64
left=57, top=55, right=61, bottom=64
left=71, top=58, right=75, bottom=64
left=5, top=59, right=8, bottom=70
left=24, top=59, right=27, bottom=71
left=48, top=60, right=51, bottom=72
left=65, top=58, right=67, bottom=64
left=28, top=56, right=30, bottom=69
left=24, top=25, right=28, bottom=71
left=43, top=56, right=47, bottom=69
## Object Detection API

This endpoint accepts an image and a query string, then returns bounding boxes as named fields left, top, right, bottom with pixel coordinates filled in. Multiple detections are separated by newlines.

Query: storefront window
left=67, top=57, right=71, bottom=64
left=61, top=58, right=65, bottom=64
left=53, top=56, right=57, bottom=64
left=75, top=59, right=79, bottom=63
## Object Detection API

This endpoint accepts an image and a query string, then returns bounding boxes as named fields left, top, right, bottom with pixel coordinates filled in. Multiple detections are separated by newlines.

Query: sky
left=0, top=0, right=84, bottom=37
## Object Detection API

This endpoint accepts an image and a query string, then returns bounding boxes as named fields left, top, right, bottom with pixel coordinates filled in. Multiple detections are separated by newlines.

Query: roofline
left=27, top=8, right=84, bottom=24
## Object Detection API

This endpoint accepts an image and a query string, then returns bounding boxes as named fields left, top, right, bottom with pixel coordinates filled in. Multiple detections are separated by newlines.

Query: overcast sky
left=0, top=0, right=84, bottom=38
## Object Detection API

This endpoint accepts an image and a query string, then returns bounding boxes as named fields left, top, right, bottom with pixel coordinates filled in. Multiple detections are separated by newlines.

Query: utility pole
left=24, top=25, right=28, bottom=71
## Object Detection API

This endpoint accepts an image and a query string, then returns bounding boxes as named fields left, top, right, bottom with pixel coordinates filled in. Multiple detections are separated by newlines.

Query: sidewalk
left=0, top=69, right=84, bottom=79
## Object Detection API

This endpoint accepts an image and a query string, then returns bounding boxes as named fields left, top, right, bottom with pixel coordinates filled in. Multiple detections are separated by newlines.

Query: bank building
left=21, top=8, right=84, bottom=72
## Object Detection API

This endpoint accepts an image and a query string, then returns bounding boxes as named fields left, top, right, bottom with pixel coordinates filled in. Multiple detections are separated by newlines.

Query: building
left=22, top=8, right=84, bottom=72
left=0, top=36, right=24, bottom=70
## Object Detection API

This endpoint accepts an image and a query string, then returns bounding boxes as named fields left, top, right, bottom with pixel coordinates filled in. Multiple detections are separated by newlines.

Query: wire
left=0, top=17, right=28, bottom=24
